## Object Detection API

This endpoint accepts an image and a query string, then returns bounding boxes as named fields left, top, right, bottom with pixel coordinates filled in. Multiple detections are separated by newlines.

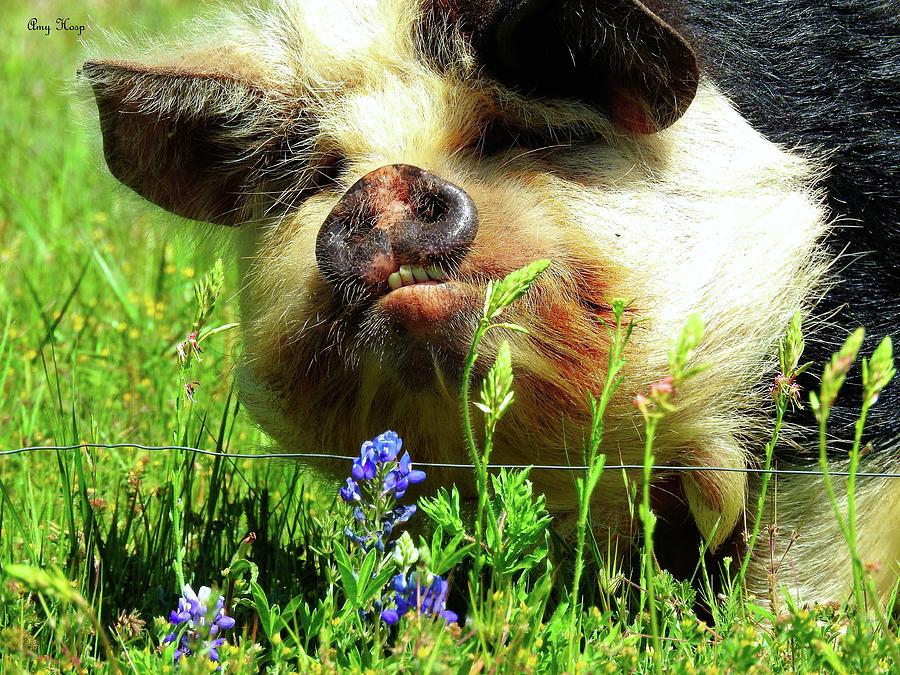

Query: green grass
left=1, top=2, right=898, bottom=672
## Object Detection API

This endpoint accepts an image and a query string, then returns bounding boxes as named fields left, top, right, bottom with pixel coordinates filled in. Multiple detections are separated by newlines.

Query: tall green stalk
left=459, top=260, right=550, bottom=574
left=632, top=312, right=706, bottom=673
left=457, top=259, right=549, bottom=664
left=460, top=319, right=500, bottom=574
left=735, top=397, right=785, bottom=602
left=566, top=300, right=632, bottom=668
left=737, top=312, right=806, bottom=599
left=640, top=414, right=662, bottom=674
left=810, top=331, right=899, bottom=663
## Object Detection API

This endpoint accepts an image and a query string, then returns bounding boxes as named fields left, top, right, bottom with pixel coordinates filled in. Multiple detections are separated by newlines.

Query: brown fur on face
left=84, top=0, right=849, bottom=601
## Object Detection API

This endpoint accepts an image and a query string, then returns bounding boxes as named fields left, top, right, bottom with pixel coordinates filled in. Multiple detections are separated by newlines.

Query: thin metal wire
left=2, top=442, right=899, bottom=479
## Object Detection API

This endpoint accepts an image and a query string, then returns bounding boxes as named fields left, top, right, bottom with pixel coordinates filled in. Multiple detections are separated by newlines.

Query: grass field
left=1, top=1, right=898, bottom=672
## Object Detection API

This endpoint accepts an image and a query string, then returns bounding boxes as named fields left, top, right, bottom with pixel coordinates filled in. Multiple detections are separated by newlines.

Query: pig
left=81, top=0, right=899, bottom=605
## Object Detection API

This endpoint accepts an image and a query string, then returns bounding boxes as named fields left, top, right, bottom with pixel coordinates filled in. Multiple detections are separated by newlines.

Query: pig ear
left=80, top=57, right=292, bottom=226
left=681, top=440, right=747, bottom=551
left=452, top=0, right=699, bottom=133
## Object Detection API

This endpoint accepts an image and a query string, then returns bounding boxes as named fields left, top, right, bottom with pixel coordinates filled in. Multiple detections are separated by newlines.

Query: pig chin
left=364, top=281, right=479, bottom=388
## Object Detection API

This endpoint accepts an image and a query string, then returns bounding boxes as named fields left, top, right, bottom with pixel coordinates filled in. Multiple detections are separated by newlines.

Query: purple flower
left=163, top=585, right=236, bottom=666
left=351, top=443, right=377, bottom=481
left=399, top=451, right=426, bottom=485
left=337, top=432, right=460, bottom=631
left=392, top=504, right=417, bottom=525
left=380, top=572, right=458, bottom=626
left=393, top=572, right=411, bottom=594
left=383, top=470, right=409, bottom=499
left=207, top=637, right=225, bottom=662
left=340, top=432, right=429, bottom=578
left=340, top=478, right=361, bottom=502
left=167, top=585, right=210, bottom=627
left=382, top=504, right=416, bottom=534
left=344, top=526, right=371, bottom=550
left=383, top=451, right=426, bottom=499
left=380, top=608, right=401, bottom=625
left=372, top=431, right=402, bottom=462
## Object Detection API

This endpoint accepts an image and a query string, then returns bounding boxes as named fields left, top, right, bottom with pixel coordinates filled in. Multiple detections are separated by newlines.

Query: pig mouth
left=377, top=273, right=468, bottom=340
left=347, top=261, right=484, bottom=387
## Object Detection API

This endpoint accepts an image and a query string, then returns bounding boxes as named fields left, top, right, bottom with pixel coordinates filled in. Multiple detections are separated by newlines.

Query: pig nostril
left=396, top=170, right=478, bottom=264
left=347, top=204, right=379, bottom=246
left=411, top=186, right=449, bottom=224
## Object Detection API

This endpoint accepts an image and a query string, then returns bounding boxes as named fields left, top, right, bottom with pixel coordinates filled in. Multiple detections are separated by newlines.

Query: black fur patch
left=677, top=1, right=900, bottom=457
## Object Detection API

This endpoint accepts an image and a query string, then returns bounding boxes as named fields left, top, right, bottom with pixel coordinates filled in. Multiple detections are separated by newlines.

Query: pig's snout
left=315, top=164, right=478, bottom=292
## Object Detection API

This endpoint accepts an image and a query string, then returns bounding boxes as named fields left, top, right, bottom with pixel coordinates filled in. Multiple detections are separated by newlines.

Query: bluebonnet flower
left=377, top=503, right=418, bottom=539
left=163, top=584, right=235, bottom=665
left=349, top=431, right=404, bottom=483
left=339, top=431, right=425, bottom=554
left=372, top=430, right=402, bottom=462
left=380, top=571, right=458, bottom=625
left=351, top=446, right=377, bottom=481
left=339, top=477, right=361, bottom=503
left=337, top=432, right=458, bottom=629
left=393, top=504, right=417, bottom=524
left=344, top=526, right=374, bottom=551
left=383, top=451, right=426, bottom=499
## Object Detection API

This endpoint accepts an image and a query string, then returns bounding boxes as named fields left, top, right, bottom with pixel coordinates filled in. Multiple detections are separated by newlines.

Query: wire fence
left=2, top=442, right=899, bottom=479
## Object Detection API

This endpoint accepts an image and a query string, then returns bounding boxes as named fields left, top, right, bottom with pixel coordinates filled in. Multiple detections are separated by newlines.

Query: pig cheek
left=506, top=302, right=612, bottom=441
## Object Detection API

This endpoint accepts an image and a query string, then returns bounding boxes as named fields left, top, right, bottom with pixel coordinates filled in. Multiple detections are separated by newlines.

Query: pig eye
left=477, top=119, right=585, bottom=157
left=310, top=152, right=348, bottom=187
left=478, top=119, right=544, bottom=156
left=260, top=149, right=347, bottom=218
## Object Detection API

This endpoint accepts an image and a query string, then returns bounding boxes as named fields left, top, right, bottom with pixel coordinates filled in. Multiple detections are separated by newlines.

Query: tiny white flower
left=392, top=531, right=419, bottom=568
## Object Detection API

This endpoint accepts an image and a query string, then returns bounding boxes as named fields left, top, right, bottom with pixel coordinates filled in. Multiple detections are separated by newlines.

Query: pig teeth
left=389, top=264, right=447, bottom=290
left=399, top=265, right=415, bottom=286
left=425, top=264, right=445, bottom=280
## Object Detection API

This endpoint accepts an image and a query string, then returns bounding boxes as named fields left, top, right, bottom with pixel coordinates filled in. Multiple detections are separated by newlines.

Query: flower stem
left=845, top=403, right=898, bottom=663
left=736, top=394, right=787, bottom=599
left=567, top=306, right=630, bottom=668
left=846, top=405, right=869, bottom=613
left=460, top=320, right=488, bottom=572
left=170, top=470, right=185, bottom=593
left=640, top=414, right=662, bottom=674
left=460, top=319, right=503, bottom=573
